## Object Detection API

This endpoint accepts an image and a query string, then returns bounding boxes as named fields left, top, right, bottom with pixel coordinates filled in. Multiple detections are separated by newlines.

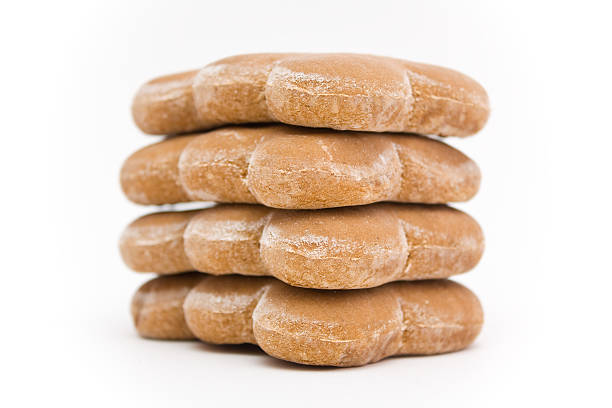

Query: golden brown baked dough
left=120, top=203, right=484, bottom=289
left=120, top=210, right=198, bottom=274
left=120, top=125, right=481, bottom=209
left=131, top=273, right=205, bottom=339
left=131, top=274, right=483, bottom=366
left=120, top=135, right=196, bottom=205
left=132, top=53, right=489, bottom=137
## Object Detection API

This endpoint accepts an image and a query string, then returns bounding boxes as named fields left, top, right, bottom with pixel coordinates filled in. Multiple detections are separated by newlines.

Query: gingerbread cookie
left=120, top=203, right=484, bottom=289
left=132, top=53, right=489, bottom=136
left=131, top=274, right=483, bottom=367
left=120, top=125, right=480, bottom=209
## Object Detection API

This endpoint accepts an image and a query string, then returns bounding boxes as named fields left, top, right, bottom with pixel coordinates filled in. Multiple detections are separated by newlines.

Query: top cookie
left=133, top=53, right=490, bottom=136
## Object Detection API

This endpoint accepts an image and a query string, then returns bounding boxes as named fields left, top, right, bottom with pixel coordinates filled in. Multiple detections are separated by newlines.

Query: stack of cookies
left=120, top=53, right=489, bottom=367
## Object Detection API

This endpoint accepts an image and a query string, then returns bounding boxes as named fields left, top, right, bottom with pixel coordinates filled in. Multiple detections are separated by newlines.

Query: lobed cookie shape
left=131, top=273, right=204, bottom=340
left=132, top=53, right=489, bottom=137
left=131, top=274, right=483, bottom=367
left=120, top=203, right=484, bottom=289
left=120, top=125, right=481, bottom=209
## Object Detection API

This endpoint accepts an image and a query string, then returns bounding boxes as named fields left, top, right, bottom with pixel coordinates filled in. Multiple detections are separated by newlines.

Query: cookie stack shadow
left=120, top=53, right=489, bottom=367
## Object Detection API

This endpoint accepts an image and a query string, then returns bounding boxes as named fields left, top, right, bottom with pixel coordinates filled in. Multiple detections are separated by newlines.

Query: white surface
left=1, top=1, right=611, bottom=406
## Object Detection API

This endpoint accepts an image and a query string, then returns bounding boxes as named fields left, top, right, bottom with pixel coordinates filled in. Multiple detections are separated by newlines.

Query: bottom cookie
left=131, top=274, right=483, bottom=367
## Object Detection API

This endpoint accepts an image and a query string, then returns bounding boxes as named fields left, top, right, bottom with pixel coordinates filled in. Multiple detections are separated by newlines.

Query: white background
left=2, top=1, right=611, bottom=406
